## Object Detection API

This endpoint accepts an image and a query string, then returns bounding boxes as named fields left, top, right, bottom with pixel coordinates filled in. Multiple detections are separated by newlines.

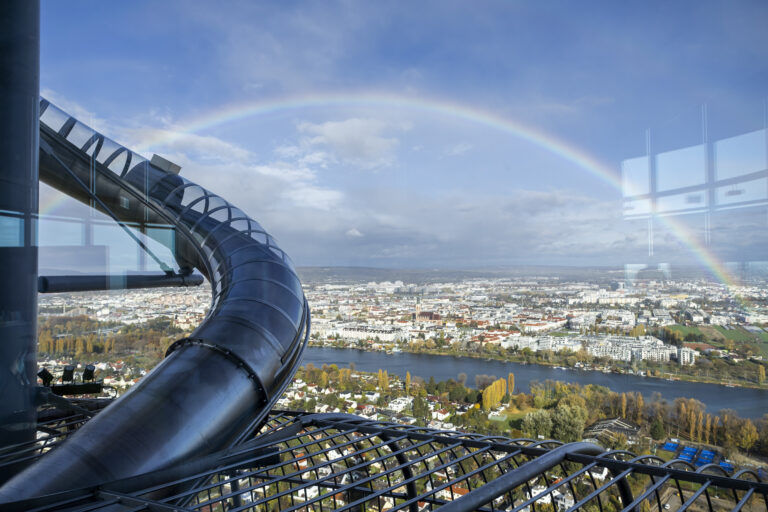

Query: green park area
left=667, top=324, right=768, bottom=358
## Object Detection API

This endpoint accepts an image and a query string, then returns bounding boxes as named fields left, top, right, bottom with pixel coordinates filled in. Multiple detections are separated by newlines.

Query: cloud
left=298, top=118, right=403, bottom=169
left=446, top=142, right=473, bottom=156
left=346, top=228, right=364, bottom=238
left=41, top=88, right=110, bottom=135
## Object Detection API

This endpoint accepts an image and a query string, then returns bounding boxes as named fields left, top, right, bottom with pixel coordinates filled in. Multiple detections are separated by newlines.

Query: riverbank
left=303, top=346, right=768, bottom=418
left=308, top=340, right=768, bottom=391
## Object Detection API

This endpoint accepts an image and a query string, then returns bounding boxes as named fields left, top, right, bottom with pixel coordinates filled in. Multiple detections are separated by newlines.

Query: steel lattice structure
left=2, top=404, right=766, bottom=512
left=0, top=5, right=766, bottom=510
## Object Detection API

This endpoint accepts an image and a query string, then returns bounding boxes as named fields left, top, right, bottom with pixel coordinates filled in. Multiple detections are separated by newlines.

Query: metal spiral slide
left=0, top=99, right=310, bottom=501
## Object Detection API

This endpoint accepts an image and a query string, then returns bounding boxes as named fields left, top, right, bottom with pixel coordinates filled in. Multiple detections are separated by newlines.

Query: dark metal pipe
left=0, top=100, right=309, bottom=501
left=38, top=273, right=204, bottom=293
left=0, top=0, right=40, bottom=479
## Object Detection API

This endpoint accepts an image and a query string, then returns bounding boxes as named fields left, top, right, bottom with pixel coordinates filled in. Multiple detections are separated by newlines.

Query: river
left=304, top=347, right=768, bottom=419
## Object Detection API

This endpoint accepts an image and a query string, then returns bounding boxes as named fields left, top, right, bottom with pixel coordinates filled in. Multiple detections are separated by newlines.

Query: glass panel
left=85, top=137, right=101, bottom=156
left=206, top=196, right=227, bottom=213
left=145, top=225, right=176, bottom=256
left=621, top=156, right=649, bottom=197
left=229, top=207, right=248, bottom=220
left=38, top=216, right=83, bottom=246
left=96, top=138, right=121, bottom=165
left=716, top=177, right=768, bottom=206
left=38, top=183, right=184, bottom=277
left=283, top=253, right=296, bottom=272
left=249, top=220, right=264, bottom=233
left=180, top=186, right=207, bottom=207
left=250, top=231, right=267, bottom=244
left=656, top=192, right=707, bottom=213
left=39, top=104, right=70, bottom=132
left=107, top=150, right=128, bottom=174
left=0, top=213, right=23, bottom=247
left=209, top=207, right=230, bottom=222
left=715, top=129, right=767, bottom=181
left=655, top=144, right=706, bottom=192
left=66, top=121, right=96, bottom=149
left=622, top=198, right=652, bottom=218
left=230, top=218, right=249, bottom=232
left=126, top=153, right=147, bottom=172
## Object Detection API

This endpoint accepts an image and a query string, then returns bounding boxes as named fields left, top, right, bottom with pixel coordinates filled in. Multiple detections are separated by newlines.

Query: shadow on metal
left=0, top=99, right=310, bottom=501
left=1, top=408, right=766, bottom=511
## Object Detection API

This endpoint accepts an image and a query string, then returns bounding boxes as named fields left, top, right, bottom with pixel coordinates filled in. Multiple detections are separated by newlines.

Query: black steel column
left=0, top=0, right=40, bottom=465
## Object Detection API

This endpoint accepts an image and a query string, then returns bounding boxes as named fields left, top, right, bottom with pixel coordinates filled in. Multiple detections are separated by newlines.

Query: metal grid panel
left=3, top=408, right=765, bottom=512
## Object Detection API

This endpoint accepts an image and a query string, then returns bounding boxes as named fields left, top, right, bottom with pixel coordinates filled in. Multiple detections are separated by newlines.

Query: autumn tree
left=759, top=365, right=766, bottom=385
left=620, top=393, right=627, bottom=419
left=635, top=392, right=644, bottom=423
left=405, top=371, right=411, bottom=396
left=481, top=378, right=507, bottom=410
left=738, top=419, right=758, bottom=454
left=705, top=414, right=712, bottom=445
left=507, top=372, right=515, bottom=395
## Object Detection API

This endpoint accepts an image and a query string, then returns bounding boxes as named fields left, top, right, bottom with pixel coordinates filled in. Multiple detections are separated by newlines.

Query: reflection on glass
left=655, top=144, right=706, bottom=192
left=714, top=129, right=767, bottom=181
left=716, top=177, right=768, bottom=206
left=656, top=191, right=707, bottom=213
left=622, top=198, right=651, bottom=217
left=621, top=156, right=649, bottom=197
left=0, top=213, right=23, bottom=247
left=38, top=217, right=83, bottom=246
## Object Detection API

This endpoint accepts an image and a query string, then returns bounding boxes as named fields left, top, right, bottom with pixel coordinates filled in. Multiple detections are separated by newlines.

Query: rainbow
left=81, top=92, right=750, bottom=292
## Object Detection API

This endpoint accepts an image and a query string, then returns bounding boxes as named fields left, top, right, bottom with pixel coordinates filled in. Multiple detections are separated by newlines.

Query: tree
left=405, top=371, right=411, bottom=396
left=620, top=393, right=627, bottom=419
left=635, top=393, right=644, bottom=423
left=696, top=410, right=704, bottom=442
left=551, top=403, right=588, bottom=443
left=704, top=414, right=712, bottom=445
left=507, top=372, right=515, bottom=395
left=759, top=365, right=766, bottom=385
left=737, top=419, right=759, bottom=454
left=75, top=338, right=84, bottom=356
left=413, top=395, right=429, bottom=420
left=522, top=409, right=553, bottom=439
left=650, top=418, right=665, bottom=440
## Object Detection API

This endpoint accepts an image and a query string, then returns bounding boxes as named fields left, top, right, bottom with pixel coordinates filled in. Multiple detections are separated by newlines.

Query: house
left=583, top=417, right=640, bottom=445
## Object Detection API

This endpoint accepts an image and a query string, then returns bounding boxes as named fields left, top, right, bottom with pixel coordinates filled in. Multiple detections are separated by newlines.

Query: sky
left=38, top=1, right=768, bottom=271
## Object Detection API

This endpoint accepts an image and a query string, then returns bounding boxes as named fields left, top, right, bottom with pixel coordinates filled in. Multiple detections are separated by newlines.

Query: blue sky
left=39, top=1, right=768, bottom=269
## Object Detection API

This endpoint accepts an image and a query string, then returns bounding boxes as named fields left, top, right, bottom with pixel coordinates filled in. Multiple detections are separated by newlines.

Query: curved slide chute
left=0, top=99, right=309, bottom=501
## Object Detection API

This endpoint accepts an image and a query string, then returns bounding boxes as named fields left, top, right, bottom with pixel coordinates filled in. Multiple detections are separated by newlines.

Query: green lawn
left=668, top=325, right=704, bottom=337
left=713, top=326, right=768, bottom=357
left=714, top=326, right=753, bottom=342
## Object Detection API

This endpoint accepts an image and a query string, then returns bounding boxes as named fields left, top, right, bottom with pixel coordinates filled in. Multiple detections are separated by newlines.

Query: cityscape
left=2, top=1, right=768, bottom=510
left=35, top=269, right=768, bottom=466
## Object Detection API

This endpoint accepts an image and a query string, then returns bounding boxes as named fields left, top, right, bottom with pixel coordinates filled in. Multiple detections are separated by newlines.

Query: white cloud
left=346, top=228, right=364, bottom=237
left=41, top=88, right=110, bottom=135
left=446, top=142, right=473, bottom=156
left=298, top=118, right=402, bottom=170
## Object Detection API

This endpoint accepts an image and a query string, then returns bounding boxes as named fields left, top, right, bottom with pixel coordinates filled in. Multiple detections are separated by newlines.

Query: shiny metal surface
left=1, top=410, right=766, bottom=512
left=38, top=272, right=205, bottom=293
left=0, top=99, right=309, bottom=501
left=0, top=0, right=40, bottom=468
